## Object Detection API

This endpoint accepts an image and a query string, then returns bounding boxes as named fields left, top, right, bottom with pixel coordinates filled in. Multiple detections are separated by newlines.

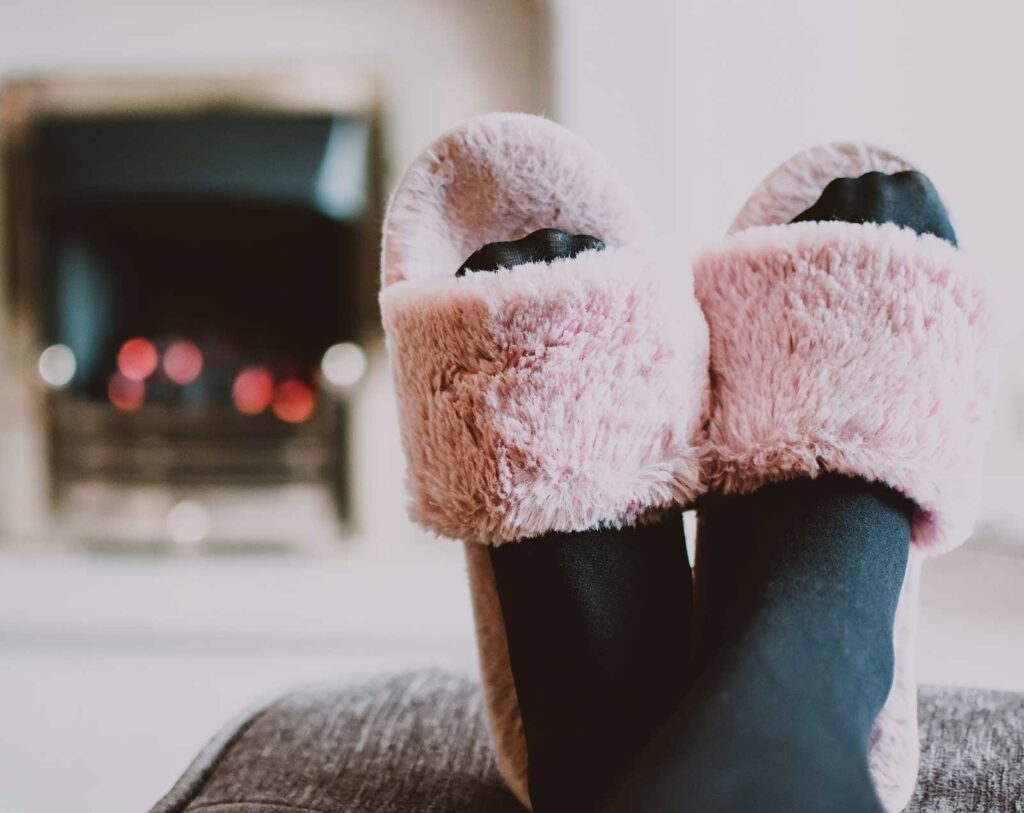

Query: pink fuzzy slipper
left=694, top=144, right=996, bottom=812
left=379, top=113, right=709, bottom=807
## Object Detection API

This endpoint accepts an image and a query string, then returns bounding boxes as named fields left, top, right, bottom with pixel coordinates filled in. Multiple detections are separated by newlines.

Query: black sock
left=605, top=476, right=912, bottom=813
left=459, top=229, right=693, bottom=812
left=491, top=518, right=692, bottom=812
left=456, top=228, right=606, bottom=276
left=603, top=171, right=955, bottom=813
left=791, top=169, right=957, bottom=246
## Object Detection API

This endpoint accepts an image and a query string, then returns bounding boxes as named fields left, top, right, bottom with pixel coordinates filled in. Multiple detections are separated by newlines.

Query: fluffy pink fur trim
left=382, top=246, right=708, bottom=544
left=695, top=219, right=994, bottom=555
left=382, top=113, right=646, bottom=287
left=464, top=543, right=530, bottom=807
left=381, top=113, right=708, bottom=544
left=870, top=548, right=923, bottom=813
left=730, top=143, right=913, bottom=233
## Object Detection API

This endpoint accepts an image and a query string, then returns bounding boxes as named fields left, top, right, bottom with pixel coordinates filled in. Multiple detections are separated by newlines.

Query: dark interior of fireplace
left=7, top=110, right=376, bottom=532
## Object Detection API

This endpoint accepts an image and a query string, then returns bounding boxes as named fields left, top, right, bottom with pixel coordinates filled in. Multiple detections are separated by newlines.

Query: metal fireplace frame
left=0, top=69, right=385, bottom=550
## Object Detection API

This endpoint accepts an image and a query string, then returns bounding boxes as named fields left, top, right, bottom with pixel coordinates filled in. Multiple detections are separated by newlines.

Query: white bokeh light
left=166, top=500, right=210, bottom=545
left=38, top=344, right=76, bottom=389
left=320, top=342, right=367, bottom=388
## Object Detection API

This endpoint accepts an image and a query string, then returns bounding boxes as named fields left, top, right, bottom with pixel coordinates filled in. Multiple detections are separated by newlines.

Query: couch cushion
left=913, top=685, right=1024, bottom=811
left=150, top=671, right=1024, bottom=813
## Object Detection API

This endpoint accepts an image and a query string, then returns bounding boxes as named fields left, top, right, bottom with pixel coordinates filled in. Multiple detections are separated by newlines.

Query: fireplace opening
left=3, top=80, right=381, bottom=549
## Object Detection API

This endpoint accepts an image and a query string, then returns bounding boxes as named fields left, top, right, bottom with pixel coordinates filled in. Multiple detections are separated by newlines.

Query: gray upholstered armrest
left=151, top=671, right=1024, bottom=813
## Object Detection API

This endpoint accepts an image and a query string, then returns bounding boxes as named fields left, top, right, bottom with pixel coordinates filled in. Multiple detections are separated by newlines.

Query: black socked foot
left=791, top=169, right=957, bottom=246
left=456, top=228, right=605, bottom=276
left=492, top=516, right=693, bottom=812
left=605, top=172, right=948, bottom=813
left=456, top=228, right=692, bottom=813
left=605, top=476, right=911, bottom=813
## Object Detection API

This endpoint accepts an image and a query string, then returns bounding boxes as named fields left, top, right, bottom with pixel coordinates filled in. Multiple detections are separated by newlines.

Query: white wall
left=0, top=0, right=549, bottom=176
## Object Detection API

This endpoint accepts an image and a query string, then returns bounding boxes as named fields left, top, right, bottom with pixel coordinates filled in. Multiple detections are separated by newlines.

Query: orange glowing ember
left=108, top=373, right=145, bottom=411
left=232, top=366, right=274, bottom=415
left=117, top=338, right=159, bottom=381
left=272, top=379, right=315, bottom=423
left=162, top=340, right=204, bottom=385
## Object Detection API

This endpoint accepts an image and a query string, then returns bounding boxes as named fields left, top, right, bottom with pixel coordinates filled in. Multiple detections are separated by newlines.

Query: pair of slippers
left=379, top=114, right=994, bottom=812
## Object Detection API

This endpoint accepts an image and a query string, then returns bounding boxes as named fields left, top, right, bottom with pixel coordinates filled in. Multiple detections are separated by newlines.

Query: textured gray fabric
left=909, top=686, right=1024, bottom=812
left=151, top=671, right=1024, bottom=813
left=150, top=671, right=522, bottom=813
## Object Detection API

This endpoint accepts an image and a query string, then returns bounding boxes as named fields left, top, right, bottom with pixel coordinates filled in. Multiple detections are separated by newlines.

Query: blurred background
left=0, top=1, right=1021, bottom=810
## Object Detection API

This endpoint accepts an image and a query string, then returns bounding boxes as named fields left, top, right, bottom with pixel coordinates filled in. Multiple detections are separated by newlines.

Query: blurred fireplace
left=1, top=73, right=382, bottom=549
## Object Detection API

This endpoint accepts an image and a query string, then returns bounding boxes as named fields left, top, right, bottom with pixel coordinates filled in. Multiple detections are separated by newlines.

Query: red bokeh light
left=117, top=338, right=159, bottom=381
left=232, top=366, right=274, bottom=415
left=108, top=373, right=145, bottom=411
left=272, top=379, right=315, bottom=424
left=163, top=340, right=204, bottom=385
